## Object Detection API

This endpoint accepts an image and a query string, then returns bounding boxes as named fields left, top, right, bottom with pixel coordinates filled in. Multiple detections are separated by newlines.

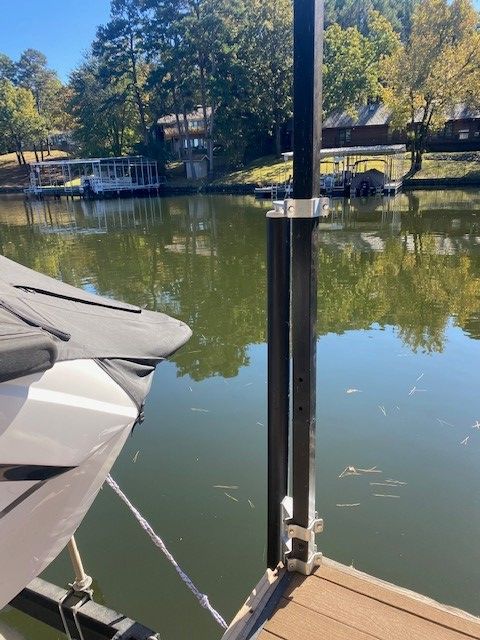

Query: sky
left=0, top=0, right=111, bottom=82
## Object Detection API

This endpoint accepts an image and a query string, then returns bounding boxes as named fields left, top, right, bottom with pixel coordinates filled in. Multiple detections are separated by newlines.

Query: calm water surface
left=1, top=191, right=480, bottom=639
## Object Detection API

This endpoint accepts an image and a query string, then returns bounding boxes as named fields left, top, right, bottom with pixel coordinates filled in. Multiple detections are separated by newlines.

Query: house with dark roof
left=322, top=102, right=480, bottom=151
left=155, top=107, right=212, bottom=158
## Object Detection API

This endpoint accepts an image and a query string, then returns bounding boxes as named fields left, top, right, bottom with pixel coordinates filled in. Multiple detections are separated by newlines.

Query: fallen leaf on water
left=132, top=450, right=140, bottom=463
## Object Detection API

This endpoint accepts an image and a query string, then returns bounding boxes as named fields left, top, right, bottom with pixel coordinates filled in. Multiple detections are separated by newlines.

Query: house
left=322, top=102, right=480, bottom=151
left=156, top=107, right=211, bottom=159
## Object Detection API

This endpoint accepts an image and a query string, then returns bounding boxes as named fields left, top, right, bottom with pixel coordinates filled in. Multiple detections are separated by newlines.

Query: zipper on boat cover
left=13, top=286, right=141, bottom=314
left=0, top=299, right=71, bottom=342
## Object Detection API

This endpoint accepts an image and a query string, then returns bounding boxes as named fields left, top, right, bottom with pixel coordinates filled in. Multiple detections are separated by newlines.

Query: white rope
left=105, top=474, right=228, bottom=630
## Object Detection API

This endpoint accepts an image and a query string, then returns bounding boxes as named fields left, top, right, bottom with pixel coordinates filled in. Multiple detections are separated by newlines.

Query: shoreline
left=1, top=176, right=479, bottom=197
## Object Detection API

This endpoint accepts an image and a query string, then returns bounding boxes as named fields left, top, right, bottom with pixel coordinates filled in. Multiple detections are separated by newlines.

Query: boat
left=0, top=256, right=191, bottom=609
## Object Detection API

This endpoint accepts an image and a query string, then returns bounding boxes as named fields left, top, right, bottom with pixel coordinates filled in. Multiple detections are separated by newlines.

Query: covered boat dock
left=281, top=144, right=406, bottom=197
left=25, top=156, right=163, bottom=198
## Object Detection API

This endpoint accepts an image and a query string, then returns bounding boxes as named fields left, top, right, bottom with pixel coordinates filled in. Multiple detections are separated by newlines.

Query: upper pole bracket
left=267, top=197, right=329, bottom=219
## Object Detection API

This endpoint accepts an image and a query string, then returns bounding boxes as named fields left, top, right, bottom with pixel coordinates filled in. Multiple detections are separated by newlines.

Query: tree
left=0, top=79, right=46, bottom=164
left=324, top=0, right=417, bottom=40
left=0, top=54, right=15, bottom=82
left=16, top=48, right=67, bottom=158
left=381, top=0, right=480, bottom=172
left=69, top=59, right=139, bottom=156
left=323, top=23, right=379, bottom=116
left=93, top=0, right=150, bottom=144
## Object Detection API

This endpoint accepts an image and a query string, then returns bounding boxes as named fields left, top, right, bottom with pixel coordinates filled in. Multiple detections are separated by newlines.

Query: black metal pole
left=267, top=215, right=291, bottom=570
left=293, top=0, right=323, bottom=200
left=290, top=0, right=323, bottom=566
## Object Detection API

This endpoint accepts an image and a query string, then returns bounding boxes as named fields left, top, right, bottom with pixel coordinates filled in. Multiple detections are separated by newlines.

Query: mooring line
left=105, top=474, right=228, bottom=630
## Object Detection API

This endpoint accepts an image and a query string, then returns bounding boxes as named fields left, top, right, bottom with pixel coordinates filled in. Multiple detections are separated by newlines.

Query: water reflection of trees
left=1, top=193, right=480, bottom=380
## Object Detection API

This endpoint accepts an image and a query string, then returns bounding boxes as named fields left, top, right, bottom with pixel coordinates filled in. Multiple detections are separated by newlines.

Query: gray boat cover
left=0, top=256, right=191, bottom=409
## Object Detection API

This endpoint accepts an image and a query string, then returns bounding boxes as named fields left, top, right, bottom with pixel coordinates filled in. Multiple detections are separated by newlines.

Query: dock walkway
left=224, top=558, right=480, bottom=640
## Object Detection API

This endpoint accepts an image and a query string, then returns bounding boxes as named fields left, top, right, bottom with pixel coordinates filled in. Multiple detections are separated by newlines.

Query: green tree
left=323, top=23, right=379, bottom=116
left=325, top=0, right=417, bottom=40
left=15, top=48, right=67, bottom=158
left=69, top=59, right=139, bottom=156
left=381, top=0, right=480, bottom=172
left=0, top=79, right=46, bottom=164
left=93, top=0, right=150, bottom=144
left=0, top=54, right=15, bottom=82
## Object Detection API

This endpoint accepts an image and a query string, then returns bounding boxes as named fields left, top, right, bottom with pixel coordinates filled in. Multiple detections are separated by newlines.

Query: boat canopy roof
left=0, top=256, right=191, bottom=407
left=282, top=144, right=406, bottom=161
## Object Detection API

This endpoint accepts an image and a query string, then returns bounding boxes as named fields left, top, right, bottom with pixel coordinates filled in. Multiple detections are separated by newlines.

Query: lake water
left=1, top=191, right=480, bottom=639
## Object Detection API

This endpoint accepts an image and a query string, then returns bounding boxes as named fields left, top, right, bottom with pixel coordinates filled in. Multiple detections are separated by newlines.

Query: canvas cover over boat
left=0, top=255, right=191, bottom=409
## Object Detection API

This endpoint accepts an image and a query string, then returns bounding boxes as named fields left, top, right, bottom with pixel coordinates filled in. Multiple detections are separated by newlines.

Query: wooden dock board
left=223, top=558, right=480, bottom=640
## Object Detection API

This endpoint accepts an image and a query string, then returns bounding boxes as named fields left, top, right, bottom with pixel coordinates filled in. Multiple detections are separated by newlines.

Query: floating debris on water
left=472, top=421, right=480, bottom=430
left=224, top=492, right=239, bottom=502
left=338, top=465, right=360, bottom=478
left=373, top=494, right=400, bottom=498
left=339, top=465, right=381, bottom=478
left=460, top=436, right=470, bottom=445
left=416, top=373, right=424, bottom=382
left=385, top=479, right=407, bottom=485
left=244, top=382, right=253, bottom=387
left=378, top=405, right=387, bottom=416
left=188, top=386, right=193, bottom=392
left=132, top=450, right=140, bottom=463
left=256, top=421, right=264, bottom=426
left=370, top=482, right=402, bottom=487
left=248, top=499, right=255, bottom=509
left=437, top=418, right=454, bottom=427
left=346, top=388, right=362, bottom=394
left=191, top=407, right=210, bottom=413
left=214, top=485, right=238, bottom=489
left=408, top=386, right=416, bottom=396
left=336, top=503, right=360, bottom=508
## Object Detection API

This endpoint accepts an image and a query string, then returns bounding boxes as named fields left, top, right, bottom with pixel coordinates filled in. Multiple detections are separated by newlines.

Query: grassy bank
left=202, top=151, right=480, bottom=186
left=0, top=150, right=69, bottom=190
left=413, top=152, right=480, bottom=180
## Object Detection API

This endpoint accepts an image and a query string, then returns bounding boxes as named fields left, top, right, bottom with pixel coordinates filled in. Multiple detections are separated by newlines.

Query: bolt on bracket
left=287, top=552, right=323, bottom=576
left=286, top=518, right=324, bottom=543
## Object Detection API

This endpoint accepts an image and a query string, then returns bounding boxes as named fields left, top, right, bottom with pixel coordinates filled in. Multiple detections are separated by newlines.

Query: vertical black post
left=293, top=0, right=323, bottom=201
left=290, top=0, right=324, bottom=566
left=267, top=215, right=290, bottom=570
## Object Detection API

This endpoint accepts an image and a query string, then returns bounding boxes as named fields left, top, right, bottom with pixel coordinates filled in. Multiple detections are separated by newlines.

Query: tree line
left=1, top=0, right=479, bottom=172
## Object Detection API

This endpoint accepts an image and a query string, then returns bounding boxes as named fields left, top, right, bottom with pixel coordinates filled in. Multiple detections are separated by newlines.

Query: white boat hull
left=0, top=359, right=140, bottom=609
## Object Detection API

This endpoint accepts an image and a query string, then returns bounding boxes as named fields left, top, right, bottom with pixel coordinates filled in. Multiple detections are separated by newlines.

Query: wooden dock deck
left=224, top=558, right=480, bottom=640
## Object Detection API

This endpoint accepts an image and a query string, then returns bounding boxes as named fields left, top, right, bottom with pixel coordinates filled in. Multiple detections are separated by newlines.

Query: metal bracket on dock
left=267, top=197, right=330, bottom=219
left=287, top=518, right=324, bottom=543
left=285, top=518, right=324, bottom=576
left=287, top=552, right=323, bottom=576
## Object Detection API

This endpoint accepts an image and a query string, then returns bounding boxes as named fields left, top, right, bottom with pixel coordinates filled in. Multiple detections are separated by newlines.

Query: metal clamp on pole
left=286, top=518, right=324, bottom=575
left=285, top=197, right=329, bottom=218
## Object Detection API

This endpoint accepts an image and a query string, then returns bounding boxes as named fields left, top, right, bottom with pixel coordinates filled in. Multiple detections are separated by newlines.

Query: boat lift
left=282, top=144, right=406, bottom=197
